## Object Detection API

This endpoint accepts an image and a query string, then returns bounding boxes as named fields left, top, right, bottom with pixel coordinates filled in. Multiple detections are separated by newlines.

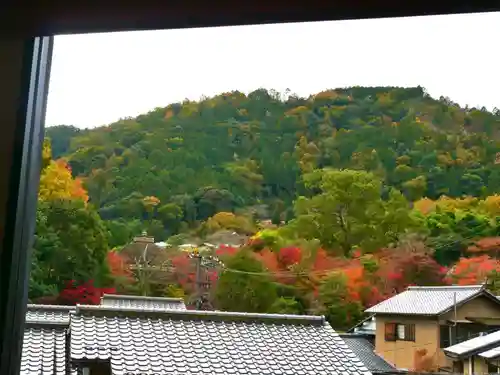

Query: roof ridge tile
left=75, top=304, right=326, bottom=325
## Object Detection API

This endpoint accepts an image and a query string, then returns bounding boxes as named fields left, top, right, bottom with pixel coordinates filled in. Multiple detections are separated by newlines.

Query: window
left=488, top=361, right=498, bottom=374
left=397, top=323, right=416, bottom=341
left=385, top=322, right=396, bottom=341
left=440, top=325, right=451, bottom=348
left=385, top=322, right=415, bottom=342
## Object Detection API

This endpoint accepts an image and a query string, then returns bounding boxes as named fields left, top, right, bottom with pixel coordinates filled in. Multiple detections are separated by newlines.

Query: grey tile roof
left=20, top=305, right=75, bottom=375
left=340, top=335, right=397, bottom=374
left=101, top=294, right=186, bottom=310
left=70, top=305, right=373, bottom=375
left=445, top=329, right=500, bottom=357
left=20, top=326, right=67, bottom=375
left=365, top=285, right=486, bottom=315
left=25, top=304, right=75, bottom=325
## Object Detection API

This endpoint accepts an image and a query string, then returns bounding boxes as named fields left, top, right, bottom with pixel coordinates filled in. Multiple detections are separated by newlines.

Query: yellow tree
left=38, top=140, right=88, bottom=203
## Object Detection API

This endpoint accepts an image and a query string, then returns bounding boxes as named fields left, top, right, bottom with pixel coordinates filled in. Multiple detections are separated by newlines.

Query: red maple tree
left=58, top=280, right=116, bottom=305
left=170, top=253, right=196, bottom=291
left=278, top=246, right=302, bottom=267
left=447, top=255, right=500, bottom=285
left=376, top=248, right=447, bottom=297
left=215, top=244, right=238, bottom=257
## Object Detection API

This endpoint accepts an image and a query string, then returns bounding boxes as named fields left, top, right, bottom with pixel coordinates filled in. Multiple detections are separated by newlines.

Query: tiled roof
left=445, top=330, right=500, bottom=358
left=70, top=305, right=373, bottom=375
left=25, top=304, right=75, bottom=325
left=101, top=294, right=186, bottom=310
left=20, top=326, right=67, bottom=375
left=21, top=305, right=75, bottom=375
left=340, top=335, right=398, bottom=374
left=365, top=285, right=486, bottom=315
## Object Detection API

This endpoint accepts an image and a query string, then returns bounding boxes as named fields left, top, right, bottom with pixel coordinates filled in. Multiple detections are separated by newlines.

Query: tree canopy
left=37, top=86, right=500, bottom=328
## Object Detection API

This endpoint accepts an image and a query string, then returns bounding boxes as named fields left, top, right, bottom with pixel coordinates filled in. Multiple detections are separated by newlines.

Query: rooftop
left=21, top=326, right=67, bottom=375
left=479, top=345, right=500, bottom=360
left=445, top=329, right=500, bottom=358
left=25, top=304, right=75, bottom=326
left=100, top=293, right=186, bottom=311
left=365, top=285, right=489, bottom=316
left=348, top=314, right=376, bottom=335
left=340, top=334, right=398, bottom=374
left=21, top=305, right=75, bottom=375
left=70, top=303, right=372, bottom=375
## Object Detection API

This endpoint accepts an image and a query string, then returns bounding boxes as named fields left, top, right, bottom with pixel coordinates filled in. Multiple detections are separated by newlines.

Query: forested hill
left=46, top=86, right=500, bottom=244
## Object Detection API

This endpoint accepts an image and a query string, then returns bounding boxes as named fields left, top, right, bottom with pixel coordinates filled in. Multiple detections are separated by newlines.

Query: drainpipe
left=450, top=292, right=457, bottom=345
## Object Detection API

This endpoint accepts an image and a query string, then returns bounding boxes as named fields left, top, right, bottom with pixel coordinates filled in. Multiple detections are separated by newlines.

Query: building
left=348, top=314, right=377, bottom=344
left=365, top=285, right=500, bottom=372
left=21, top=294, right=374, bottom=375
left=444, top=329, right=500, bottom=375
left=340, top=333, right=401, bottom=375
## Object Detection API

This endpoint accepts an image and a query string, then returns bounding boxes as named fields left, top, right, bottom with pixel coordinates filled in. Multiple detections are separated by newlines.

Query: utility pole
left=188, top=248, right=221, bottom=310
left=193, top=250, right=203, bottom=310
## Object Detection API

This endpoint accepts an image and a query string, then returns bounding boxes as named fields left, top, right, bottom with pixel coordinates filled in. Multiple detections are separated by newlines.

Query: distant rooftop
left=348, top=314, right=376, bottom=335
left=366, top=285, right=490, bottom=316
left=101, top=293, right=187, bottom=311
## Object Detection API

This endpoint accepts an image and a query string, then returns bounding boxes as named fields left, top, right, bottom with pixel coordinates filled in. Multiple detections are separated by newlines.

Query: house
left=444, top=329, right=500, bottom=374
left=21, top=294, right=374, bottom=375
left=365, top=285, right=500, bottom=372
left=340, top=333, right=401, bottom=375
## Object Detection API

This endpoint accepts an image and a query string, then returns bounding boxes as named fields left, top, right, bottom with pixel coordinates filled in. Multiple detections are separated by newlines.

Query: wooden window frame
left=385, top=322, right=415, bottom=342
left=385, top=322, right=397, bottom=342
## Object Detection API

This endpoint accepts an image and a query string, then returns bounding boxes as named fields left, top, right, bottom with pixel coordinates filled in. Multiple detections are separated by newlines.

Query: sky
left=45, top=12, right=500, bottom=129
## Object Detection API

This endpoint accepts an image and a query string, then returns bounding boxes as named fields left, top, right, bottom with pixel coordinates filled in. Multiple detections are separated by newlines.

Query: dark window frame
left=385, top=322, right=416, bottom=342
left=0, top=36, right=54, bottom=375
left=0, top=3, right=497, bottom=375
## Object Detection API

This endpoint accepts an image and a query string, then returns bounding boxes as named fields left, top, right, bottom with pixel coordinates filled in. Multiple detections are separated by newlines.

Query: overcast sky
left=45, top=12, right=500, bottom=129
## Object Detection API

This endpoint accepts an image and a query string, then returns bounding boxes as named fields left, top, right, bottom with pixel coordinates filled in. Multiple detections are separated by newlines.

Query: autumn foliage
left=376, top=247, right=447, bottom=296
left=58, top=280, right=116, bottom=305
left=107, top=251, right=134, bottom=282
left=38, top=159, right=88, bottom=203
left=467, top=237, right=500, bottom=257
left=447, top=255, right=500, bottom=285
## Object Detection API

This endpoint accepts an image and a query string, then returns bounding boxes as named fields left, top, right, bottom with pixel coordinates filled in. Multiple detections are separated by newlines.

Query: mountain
left=45, top=86, right=500, bottom=244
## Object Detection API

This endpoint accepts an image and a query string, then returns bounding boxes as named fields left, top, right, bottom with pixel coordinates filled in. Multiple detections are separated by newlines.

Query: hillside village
left=26, top=86, right=500, bottom=374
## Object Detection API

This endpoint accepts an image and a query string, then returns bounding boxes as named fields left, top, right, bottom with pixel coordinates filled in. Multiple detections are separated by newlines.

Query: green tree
left=317, top=271, right=364, bottom=330
left=30, top=199, right=111, bottom=299
left=214, top=250, right=278, bottom=312
left=285, top=169, right=419, bottom=255
left=268, top=297, right=302, bottom=314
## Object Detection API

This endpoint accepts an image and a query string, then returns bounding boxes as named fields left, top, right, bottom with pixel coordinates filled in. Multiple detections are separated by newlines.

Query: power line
left=128, top=230, right=498, bottom=280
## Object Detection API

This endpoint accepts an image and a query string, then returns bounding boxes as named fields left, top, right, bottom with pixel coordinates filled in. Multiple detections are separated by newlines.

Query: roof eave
left=365, top=311, right=438, bottom=317
left=24, top=320, right=69, bottom=329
